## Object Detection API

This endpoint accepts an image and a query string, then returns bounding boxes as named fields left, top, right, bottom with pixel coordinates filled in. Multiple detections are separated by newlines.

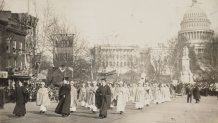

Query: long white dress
left=79, top=87, right=86, bottom=106
left=85, top=86, right=92, bottom=107
left=115, top=87, right=126, bottom=112
left=135, top=86, right=145, bottom=108
left=153, top=86, right=161, bottom=104
left=159, top=86, right=165, bottom=103
left=123, top=87, right=130, bottom=103
left=88, top=86, right=98, bottom=112
left=110, top=86, right=115, bottom=108
left=130, top=86, right=137, bottom=103
left=70, top=86, right=77, bottom=111
left=36, top=88, right=51, bottom=112
left=144, top=86, right=151, bottom=106
left=165, top=86, right=171, bottom=102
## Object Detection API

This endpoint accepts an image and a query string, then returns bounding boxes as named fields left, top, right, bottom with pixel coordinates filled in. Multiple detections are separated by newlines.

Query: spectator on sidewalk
left=186, top=84, right=193, bottom=103
left=193, top=85, right=200, bottom=103
left=13, top=81, right=29, bottom=117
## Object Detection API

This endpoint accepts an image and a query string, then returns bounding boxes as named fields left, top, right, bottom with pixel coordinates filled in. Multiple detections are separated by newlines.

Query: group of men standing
left=186, top=84, right=201, bottom=103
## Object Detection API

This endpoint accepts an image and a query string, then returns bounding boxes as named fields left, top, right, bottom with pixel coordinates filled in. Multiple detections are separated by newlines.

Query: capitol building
left=178, top=0, right=218, bottom=82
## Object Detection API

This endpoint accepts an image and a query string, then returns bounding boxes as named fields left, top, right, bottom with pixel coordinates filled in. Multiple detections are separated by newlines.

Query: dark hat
left=64, top=77, right=69, bottom=81
left=100, top=78, right=106, bottom=81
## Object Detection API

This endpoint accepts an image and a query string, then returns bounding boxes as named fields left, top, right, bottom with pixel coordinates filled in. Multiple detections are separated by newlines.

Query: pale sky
left=3, top=0, right=218, bottom=47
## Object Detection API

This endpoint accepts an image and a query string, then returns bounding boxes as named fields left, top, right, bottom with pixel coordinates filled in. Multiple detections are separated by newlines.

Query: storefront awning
left=9, top=75, right=32, bottom=80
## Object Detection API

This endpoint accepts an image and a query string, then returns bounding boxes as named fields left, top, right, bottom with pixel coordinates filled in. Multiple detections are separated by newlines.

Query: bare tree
left=0, top=0, right=5, bottom=11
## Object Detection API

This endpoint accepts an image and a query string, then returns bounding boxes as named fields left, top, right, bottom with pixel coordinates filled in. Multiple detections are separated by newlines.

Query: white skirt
left=135, top=102, right=144, bottom=108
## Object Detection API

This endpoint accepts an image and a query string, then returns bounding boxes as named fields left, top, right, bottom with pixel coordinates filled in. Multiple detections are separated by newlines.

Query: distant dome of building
left=180, top=1, right=211, bottom=31
left=178, top=0, right=214, bottom=43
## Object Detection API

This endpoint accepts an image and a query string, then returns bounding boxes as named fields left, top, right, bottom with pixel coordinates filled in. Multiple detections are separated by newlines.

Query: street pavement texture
left=0, top=96, right=218, bottom=123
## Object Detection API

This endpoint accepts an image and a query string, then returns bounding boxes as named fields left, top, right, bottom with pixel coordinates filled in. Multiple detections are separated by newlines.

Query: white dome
left=178, top=1, right=214, bottom=43
left=180, top=3, right=211, bottom=31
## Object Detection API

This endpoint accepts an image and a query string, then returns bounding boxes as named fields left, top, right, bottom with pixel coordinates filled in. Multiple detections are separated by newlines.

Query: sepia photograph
left=0, top=0, right=218, bottom=123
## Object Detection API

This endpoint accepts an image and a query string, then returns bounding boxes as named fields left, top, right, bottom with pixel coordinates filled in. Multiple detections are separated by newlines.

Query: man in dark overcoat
left=95, top=78, right=111, bottom=119
left=55, top=78, right=71, bottom=117
left=186, top=84, right=193, bottom=103
left=13, top=81, right=29, bottom=117
left=193, top=85, right=200, bottom=103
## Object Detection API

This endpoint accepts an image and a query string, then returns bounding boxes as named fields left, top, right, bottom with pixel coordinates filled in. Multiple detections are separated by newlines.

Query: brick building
left=0, top=11, right=38, bottom=84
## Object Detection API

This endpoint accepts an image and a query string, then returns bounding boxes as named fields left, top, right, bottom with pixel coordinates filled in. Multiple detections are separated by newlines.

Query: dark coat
left=186, top=87, right=193, bottom=96
left=55, top=84, right=71, bottom=115
left=193, top=86, right=200, bottom=99
left=13, top=86, right=28, bottom=116
left=95, top=85, right=111, bottom=117
left=0, top=88, right=5, bottom=109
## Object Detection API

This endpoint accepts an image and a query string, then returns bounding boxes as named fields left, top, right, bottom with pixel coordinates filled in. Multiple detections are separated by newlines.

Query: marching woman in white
left=153, top=83, right=161, bottom=104
left=36, top=82, right=51, bottom=113
left=130, top=83, right=137, bottom=103
left=123, top=83, right=130, bottom=103
left=159, top=84, right=163, bottom=103
left=135, top=80, right=145, bottom=109
left=115, top=81, right=126, bottom=114
left=148, top=83, right=154, bottom=104
left=79, top=83, right=86, bottom=107
left=144, top=83, right=151, bottom=106
left=85, top=81, right=92, bottom=108
left=89, top=81, right=98, bottom=113
left=164, top=84, right=171, bottom=102
left=108, top=82, right=115, bottom=109
left=70, top=81, right=77, bottom=112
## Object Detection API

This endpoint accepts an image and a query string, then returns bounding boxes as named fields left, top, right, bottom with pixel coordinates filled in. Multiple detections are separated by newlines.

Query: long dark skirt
left=99, top=102, right=108, bottom=117
left=55, top=96, right=71, bottom=115
left=13, top=103, right=26, bottom=116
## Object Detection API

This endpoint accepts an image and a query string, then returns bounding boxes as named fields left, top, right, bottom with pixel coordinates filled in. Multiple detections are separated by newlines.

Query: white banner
left=0, top=71, right=8, bottom=78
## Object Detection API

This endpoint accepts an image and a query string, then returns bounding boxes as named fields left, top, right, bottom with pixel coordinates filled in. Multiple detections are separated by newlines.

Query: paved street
left=0, top=96, right=218, bottom=123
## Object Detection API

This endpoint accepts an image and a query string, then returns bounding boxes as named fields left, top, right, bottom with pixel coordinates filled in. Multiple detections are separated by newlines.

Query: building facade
left=0, top=11, right=38, bottom=83
left=91, top=45, right=141, bottom=74
left=91, top=45, right=152, bottom=77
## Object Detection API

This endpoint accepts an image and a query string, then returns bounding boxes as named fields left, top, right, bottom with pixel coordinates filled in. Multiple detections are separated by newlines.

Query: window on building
left=13, top=41, right=16, bottom=54
left=20, top=61, right=23, bottom=70
left=19, top=42, right=22, bottom=54
left=6, top=37, right=11, bottom=53
left=14, top=58, right=17, bottom=67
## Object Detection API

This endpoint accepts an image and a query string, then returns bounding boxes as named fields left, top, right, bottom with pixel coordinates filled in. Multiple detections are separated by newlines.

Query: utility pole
left=27, top=0, right=30, bottom=14
left=0, top=0, right=5, bottom=11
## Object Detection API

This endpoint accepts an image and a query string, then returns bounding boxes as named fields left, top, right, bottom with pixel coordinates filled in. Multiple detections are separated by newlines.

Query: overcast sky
left=3, top=0, right=218, bottom=47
